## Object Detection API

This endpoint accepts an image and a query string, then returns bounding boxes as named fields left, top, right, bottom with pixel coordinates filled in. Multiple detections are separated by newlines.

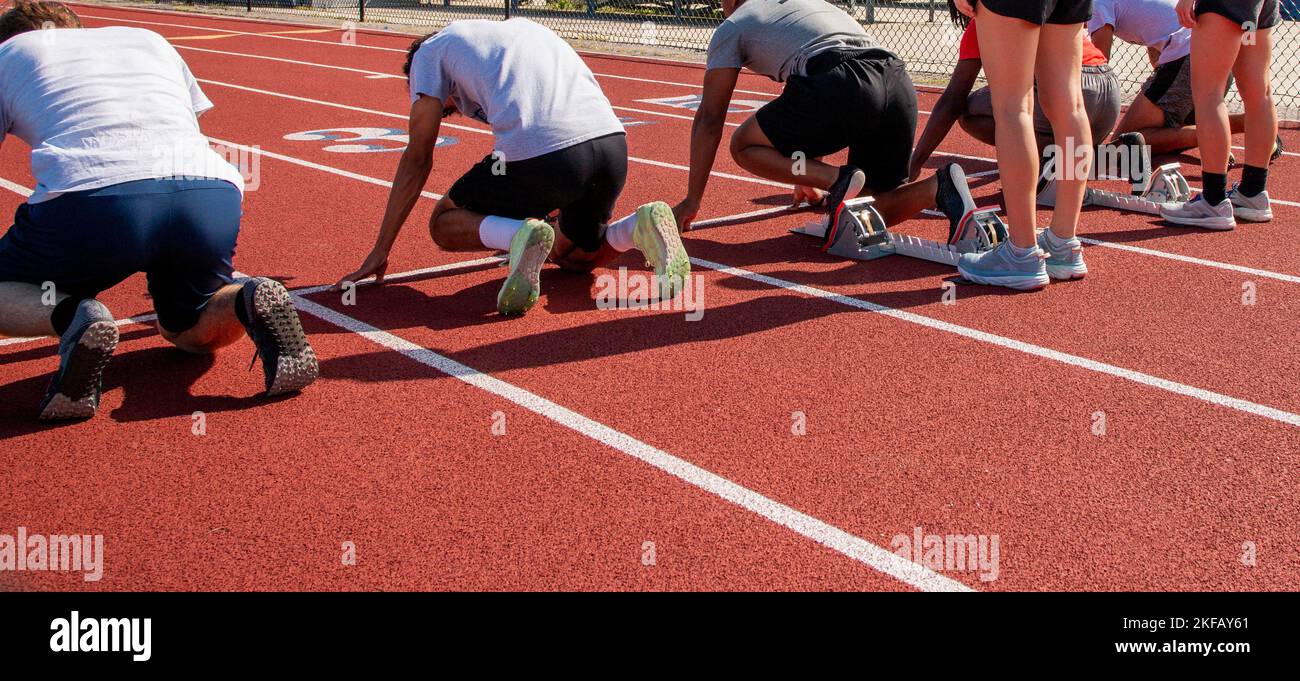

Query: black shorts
left=1195, top=0, right=1280, bottom=30
left=978, top=0, right=1092, bottom=25
left=756, top=48, right=918, bottom=195
left=0, top=178, right=241, bottom=333
left=448, top=132, right=628, bottom=253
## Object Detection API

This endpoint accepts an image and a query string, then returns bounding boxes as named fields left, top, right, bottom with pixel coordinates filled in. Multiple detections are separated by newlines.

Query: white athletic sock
left=1041, top=228, right=1072, bottom=248
left=479, top=216, right=524, bottom=251
left=604, top=211, right=639, bottom=252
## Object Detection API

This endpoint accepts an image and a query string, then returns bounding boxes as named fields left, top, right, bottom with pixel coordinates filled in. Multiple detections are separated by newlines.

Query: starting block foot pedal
left=1038, top=163, right=1190, bottom=215
left=791, top=197, right=895, bottom=261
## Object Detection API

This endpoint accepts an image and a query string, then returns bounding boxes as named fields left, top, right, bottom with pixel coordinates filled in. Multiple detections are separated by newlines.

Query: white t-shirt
left=0, top=26, right=244, bottom=204
left=1088, top=0, right=1192, bottom=66
left=407, top=19, right=624, bottom=162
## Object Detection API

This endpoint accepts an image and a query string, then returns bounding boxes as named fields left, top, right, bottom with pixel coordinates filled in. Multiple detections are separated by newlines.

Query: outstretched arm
left=335, top=96, right=444, bottom=289
left=909, top=58, right=981, bottom=181
left=673, top=67, right=739, bottom=230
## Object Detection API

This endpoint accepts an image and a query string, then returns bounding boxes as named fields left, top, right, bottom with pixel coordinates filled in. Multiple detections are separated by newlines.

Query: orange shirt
left=957, top=17, right=1108, bottom=65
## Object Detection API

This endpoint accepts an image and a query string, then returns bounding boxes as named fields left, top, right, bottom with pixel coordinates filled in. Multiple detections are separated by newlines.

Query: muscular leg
left=1190, top=14, right=1242, bottom=176
left=428, top=195, right=493, bottom=252
left=158, top=284, right=243, bottom=353
left=0, top=281, right=64, bottom=338
left=974, top=9, right=1042, bottom=248
left=1035, top=22, right=1091, bottom=240
left=729, top=117, right=839, bottom=188
left=1234, top=27, right=1276, bottom=169
left=870, top=176, right=940, bottom=228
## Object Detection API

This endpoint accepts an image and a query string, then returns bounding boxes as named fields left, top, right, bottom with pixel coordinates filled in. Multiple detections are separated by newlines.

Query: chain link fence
left=101, top=0, right=1300, bottom=118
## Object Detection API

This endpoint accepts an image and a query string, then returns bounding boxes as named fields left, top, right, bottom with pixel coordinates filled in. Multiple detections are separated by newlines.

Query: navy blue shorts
left=0, top=178, right=242, bottom=333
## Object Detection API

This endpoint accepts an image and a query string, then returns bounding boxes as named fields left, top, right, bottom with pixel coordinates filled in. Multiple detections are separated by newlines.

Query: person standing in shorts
left=337, top=19, right=690, bottom=314
left=0, top=2, right=318, bottom=421
left=673, top=0, right=982, bottom=251
left=951, top=0, right=1095, bottom=290
left=911, top=2, right=1121, bottom=185
left=1160, top=0, right=1281, bottom=229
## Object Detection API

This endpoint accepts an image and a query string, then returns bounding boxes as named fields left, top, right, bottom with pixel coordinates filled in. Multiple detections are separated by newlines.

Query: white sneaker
left=1159, top=195, right=1236, bottom=231
left=1228, top=185, right=1273, bottom=223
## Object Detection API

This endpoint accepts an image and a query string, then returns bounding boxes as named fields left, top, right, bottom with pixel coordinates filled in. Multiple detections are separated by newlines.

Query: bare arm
left=335, top=96, right=443, bottom=288
left=909, top=58, right=981, bottom=181
left=673, top=67, right=739, bottom=229
left=1090, top=24, right=1115, bottom=60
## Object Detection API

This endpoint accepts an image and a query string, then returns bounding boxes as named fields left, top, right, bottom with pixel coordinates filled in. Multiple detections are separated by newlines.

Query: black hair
left=403, top=31, right=437, bottom=78
left=947, top=0, right=971, bottom=30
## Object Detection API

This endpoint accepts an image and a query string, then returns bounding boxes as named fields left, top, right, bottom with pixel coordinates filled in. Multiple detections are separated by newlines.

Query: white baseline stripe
left=291, top=292, right=972, bottom=592
left=691, top=256, right=1300, bottom=428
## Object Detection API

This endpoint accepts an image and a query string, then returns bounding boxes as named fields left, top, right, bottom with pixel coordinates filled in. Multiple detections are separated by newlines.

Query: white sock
left=1006, top=241, right=1035, bottom=257
left=604, top=211, right=639, bottom=252
left=1041, top=228, right=1072, bottom=248
left=479, top=216, right=524, bottom=251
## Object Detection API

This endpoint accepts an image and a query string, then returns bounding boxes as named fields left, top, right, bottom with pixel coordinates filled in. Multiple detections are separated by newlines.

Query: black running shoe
left=1112, top=131, right=1150, bottom=191
left=824, top=165, right=866, bottom=212
left=239, top=277, right=318, bottom=396
left=1271, top=134, right=1285, bottom=165
left=38, top=299, right=119, bottom=421
left=935, top=163, right=977, bottom=245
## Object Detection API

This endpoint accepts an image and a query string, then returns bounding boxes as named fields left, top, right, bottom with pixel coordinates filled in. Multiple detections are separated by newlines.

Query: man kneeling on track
left=0, top=2, right=317, bottom=421
left=1088, top=0, right=1283, bottom=163
left=672, top=0, right=978, bottom=251
left=336, top=18, right=690, bottom=315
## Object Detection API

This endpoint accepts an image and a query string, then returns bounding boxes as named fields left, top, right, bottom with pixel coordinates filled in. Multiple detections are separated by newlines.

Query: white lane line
left=0, top=313, right=158, bottom=348
left=1077, top=238, right=1300, bottom=284
left=180, top=42, right=744, bottom=127
left=0, top=177, right=33, bottom=197
left=290, top=291, right=972, bottom=592
left=196, top=78, right=790, bottom=189
left=78, top=13, right=408, bottom=52
left=208, top=136, right=443, bottom=200
left=78, top=12, right=780, bottom=96
left=691, top=256, right=1300, bottom=428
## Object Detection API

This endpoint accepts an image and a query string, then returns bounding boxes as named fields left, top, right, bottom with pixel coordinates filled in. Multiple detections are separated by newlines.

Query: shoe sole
left=251, top=280, right=319, bottom=396
left=1233, top=206, right=1273, bottom=223
left=38, top=321, right=119, bottom=421
left=957, top=268, right=1050, bottom=291
left=497, top=221, right=554, bottom=316
left=1160, top=213, right=1236, bottom=230
left=632, top=202, right=690, bottom=299
left=1046, top=263, right=1088, bottom=280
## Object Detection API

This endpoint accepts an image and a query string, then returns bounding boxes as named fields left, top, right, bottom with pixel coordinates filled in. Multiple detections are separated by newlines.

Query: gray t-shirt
left=705, top=0, right=885, bottom=82
left=408, top=19, right=624, bottom=161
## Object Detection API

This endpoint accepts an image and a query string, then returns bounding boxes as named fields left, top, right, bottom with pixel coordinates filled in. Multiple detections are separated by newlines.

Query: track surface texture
left=2, top=4, right=1298, bottom=591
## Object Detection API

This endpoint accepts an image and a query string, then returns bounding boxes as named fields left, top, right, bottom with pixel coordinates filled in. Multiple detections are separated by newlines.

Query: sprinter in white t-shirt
left=335, top=19, right=689, bottom=316
left=0, top=2, right=317, bottom=421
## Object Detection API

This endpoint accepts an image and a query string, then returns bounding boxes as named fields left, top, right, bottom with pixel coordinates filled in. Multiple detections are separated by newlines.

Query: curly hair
left=0, top=1, right=81, bottom=44
left=402, top=31, right=437, bottom=78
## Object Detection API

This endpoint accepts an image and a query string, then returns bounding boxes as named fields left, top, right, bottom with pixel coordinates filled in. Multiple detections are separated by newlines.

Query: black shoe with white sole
left=824, top=165, right=866, bottom=212
left=239, top=277, right=319, bottom=396
left=935, top=163, right=977, bottom=245
left=38, top=299, right=119, bottom=421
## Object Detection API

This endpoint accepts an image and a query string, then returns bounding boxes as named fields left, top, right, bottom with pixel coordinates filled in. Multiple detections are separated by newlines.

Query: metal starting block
left=792, top=196, right=1009, bottom=267
left=1038, top=162, right=1191, bottom=215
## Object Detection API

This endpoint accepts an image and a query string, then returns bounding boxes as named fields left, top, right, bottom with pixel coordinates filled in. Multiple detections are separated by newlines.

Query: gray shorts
left=1140, top=55, right=1234, bottom=128
left=968, top=65, right=1122, bottom=143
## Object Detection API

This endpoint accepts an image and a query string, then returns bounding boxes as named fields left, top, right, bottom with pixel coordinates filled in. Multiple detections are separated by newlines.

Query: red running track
left=1, top=3, right=1297, bottom=591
